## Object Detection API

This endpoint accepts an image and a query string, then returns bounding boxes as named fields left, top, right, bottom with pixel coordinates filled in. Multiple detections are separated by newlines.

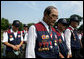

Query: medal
left=54, top=40, right=57, bottom=43
left=54, top=43, right=57, bottom=46
left=43, top=42, right=46, bottom=47
left=39, top=42, right=42, bottom=48
left=50, top=32, right=53, bottom=39
left=49, top=41, right=53, bottom=49
left=46, top=42, right=49, bottom=47
left=59, top=39, right=62, bottom=43
left=46, top=35, right=49, bottom=39
left=42, top=35, right=46, bottom=39
left=55, top=35, right=57, bottom=39
left=38, top=42, right=42, bottom=51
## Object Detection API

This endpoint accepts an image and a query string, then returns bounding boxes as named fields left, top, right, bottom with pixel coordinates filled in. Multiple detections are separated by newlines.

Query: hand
left=67, top=54, right=70, bottom=58
left=69, top=54, right=72, bottom=58
left=15, top=45, right=21, bottom=50
left=12, top=45, right=18, bottom=50
left=61, top=56, right=65, bottom=58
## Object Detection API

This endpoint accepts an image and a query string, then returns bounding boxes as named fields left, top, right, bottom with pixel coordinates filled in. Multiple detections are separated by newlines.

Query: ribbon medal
left=42, top=35, right=46, bottom=39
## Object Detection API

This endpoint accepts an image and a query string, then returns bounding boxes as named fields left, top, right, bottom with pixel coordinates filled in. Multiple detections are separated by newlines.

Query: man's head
left=12, top=20, right=20, bottom=32
left=70, top=16, right=79, bottom=28
left=57, top=18, right=68, bottom=32
left=43, top=6, right=58, bottom=26
left=23, top=24, right=28, bottom=31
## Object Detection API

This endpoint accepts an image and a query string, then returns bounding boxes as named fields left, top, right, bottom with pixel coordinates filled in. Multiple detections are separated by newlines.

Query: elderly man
left=26, top=6, right=64, bottom=58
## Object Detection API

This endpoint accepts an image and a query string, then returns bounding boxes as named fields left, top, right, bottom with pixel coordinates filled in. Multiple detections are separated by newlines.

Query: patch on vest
left=18, top=35, right=21, bottom=38
left=9, top=38, right=14, bottom=41
left=41, top=35, right=49, bottom=39
left=55, top=35, right=57, bottom=39
left=38, top=42, right=50, bottom=51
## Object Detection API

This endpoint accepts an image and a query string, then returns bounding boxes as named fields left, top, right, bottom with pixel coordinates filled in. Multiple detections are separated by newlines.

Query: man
left=64, top=16, right=82, bottom=58
left=55, top=18, right=69, bottom=58
left=26, top=6, right=63, bottom=58
left=22, top=24, right=28, bottom=58
left=22, top=24, right=28, bottom=40
left=2, top=25, right=12, bottom=58
left=2, top=20, right=23, bottom=58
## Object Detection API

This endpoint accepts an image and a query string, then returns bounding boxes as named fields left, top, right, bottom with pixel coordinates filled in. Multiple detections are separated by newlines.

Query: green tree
left=27, top=23, right=35, bottom=29
left=1, top=18, right=10, bottom=30
left=18, top=21, right=23, bottom=31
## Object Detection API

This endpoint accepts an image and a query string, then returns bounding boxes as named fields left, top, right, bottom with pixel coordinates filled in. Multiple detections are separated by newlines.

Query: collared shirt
left=64, top=26, right=74, bottom=55
left=2, top=29, right=23, bottom=43
left=26, top=20, right=50, bottom=58
left=22, top=30, right=28, bottom=42
left=24, top=31, right=28, bottom=42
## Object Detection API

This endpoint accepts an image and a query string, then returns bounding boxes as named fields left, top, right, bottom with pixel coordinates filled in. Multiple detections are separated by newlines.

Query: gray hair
left=44, top=6, right=57, bottom=15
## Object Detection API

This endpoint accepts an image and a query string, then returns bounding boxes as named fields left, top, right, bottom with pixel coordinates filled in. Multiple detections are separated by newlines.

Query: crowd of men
left=2, top=6, right=83, bottom=58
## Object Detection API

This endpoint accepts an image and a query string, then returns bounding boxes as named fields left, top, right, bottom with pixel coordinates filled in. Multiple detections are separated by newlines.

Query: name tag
left=18, top=35, right=21, bottom=38
left=10, top=38, right=14, bottom=41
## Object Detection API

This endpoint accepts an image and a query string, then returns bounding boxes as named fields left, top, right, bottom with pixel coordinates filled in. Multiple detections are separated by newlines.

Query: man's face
left=58, top=23, right=66, bottom=32
left=13, top=26, right=19, bottom=32
left=45, top=9, right=58, bottom=26
left=71, top=21, right=79, bottom=28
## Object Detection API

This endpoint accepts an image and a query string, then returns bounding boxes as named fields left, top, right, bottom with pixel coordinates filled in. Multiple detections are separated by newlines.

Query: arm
left=64, top=29, right=72, bottom=57
left=26, top=25, right=37, bottom=58
left=59, top=52, right=64, bottom=58
left=2, top=32, right=17, bottom=50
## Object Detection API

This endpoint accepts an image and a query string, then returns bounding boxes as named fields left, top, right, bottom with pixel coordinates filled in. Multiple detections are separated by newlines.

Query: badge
left=10, top=38, right=14, bottom=41
left=42, top=35, right=46, bottom=39
left=18, top=35, right=21, bottom=38
left=38, top=48, right=42, bottom=51
left=10, top=35, right=13, bottom=38
left=54, top=40, right=57, bottom=43
left=54, top=43, right=57, bottom=46
left=50, top=46, right=53, bottom=49
left=59, top=39, right=62, bottom=43
left=39, top=42, right=42, bottom=48
left=49, top=41, right=53, bottom=49
left=46, top=35, right=49, bottom=39
left=55, top=35, right=57, bottom=39
left=46, top=42, right=49, bottom=47
left=50, top=33, right=53, bottom=38
left=43, top=42, right=46, bottom=47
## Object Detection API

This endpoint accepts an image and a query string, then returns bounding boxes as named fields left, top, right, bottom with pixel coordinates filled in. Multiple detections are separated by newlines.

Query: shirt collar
left=11, top=29, right=18, bottom=33
left=41, top=20, right=49, bottom=32
left=69, top=25, right=74, bottom=30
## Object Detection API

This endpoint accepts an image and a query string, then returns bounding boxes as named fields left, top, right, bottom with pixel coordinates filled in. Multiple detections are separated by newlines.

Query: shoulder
left=28, top=25, right=36, bottom=32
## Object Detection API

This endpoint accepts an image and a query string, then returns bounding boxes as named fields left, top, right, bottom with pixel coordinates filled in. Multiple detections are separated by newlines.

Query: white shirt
left=26, top=20, right=50, bottom=58
left=22, top=30, right=28, bottom=42
left=24, top=32, right=28, bottom=42
left=78, top=34, right=82, bottom=40
left=2, top=29, right=23, bottom=43
left=61, top=32, right=65, bottom=41
left=64, top=26, right=74, bottom=55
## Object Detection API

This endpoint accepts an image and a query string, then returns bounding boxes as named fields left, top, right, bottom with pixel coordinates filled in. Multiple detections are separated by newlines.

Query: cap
left=70, top=16, right=79, bottom=23
left=23, top=24, right=28, bottom=27
left=58, top=18, right=68, bottom=25
left=12, top=20, right=20, bottom=27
